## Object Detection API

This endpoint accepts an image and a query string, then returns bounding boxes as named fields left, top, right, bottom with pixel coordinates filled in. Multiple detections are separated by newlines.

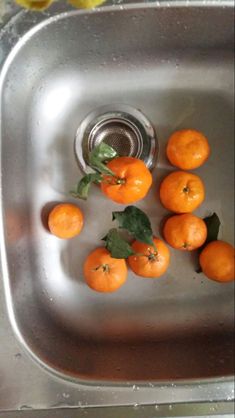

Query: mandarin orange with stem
left=84, top=247, right=127, bottom=292
left=128, top=237, right=170, bottom=278
left=160, top=171, right=205, bottom=213
left=101, top=157, right=152, bottom=204
left=163, top=213, right=207, bottom=251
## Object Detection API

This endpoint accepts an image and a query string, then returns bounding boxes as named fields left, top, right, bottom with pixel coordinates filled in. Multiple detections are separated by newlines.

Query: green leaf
left=102, top=228, right=135, bottom=259
left=196, top=212, right=221, bottom=273
left=70, top=143, right=118, bottom=201
left=89, top=142, right=118, bottom=175
left=71, top=173, right=102, bottom=200
left=112, top=205, right=154, bottom=245
left=204, top=212, right=221, bottom=244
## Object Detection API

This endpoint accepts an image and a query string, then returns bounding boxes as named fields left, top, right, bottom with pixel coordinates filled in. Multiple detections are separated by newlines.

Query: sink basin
left=0, top=2, right=234, bottom=386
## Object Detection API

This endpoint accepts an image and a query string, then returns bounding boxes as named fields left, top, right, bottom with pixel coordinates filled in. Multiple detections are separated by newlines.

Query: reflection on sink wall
left=0, top=4, right=234, bottom=382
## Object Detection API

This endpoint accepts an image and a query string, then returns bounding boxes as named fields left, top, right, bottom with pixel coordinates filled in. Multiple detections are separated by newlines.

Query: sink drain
left=75, top=105, right=158, bottom=173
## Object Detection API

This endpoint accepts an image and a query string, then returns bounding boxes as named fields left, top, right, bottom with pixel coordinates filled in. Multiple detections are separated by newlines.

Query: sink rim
left=0, top=0, right=234, bottom=401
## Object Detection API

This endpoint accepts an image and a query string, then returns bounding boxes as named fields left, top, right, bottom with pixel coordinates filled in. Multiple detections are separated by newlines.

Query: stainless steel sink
left=0, top=0, right=234, bottom=397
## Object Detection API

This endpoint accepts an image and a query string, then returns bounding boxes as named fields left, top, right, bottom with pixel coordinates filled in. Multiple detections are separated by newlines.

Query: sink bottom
left=0, top=4, right=234, bottom=383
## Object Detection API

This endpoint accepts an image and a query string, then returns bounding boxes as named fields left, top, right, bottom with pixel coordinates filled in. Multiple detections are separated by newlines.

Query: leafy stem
left=102, top=228, right=135, bottom=259
left=89, top=142, right=117, bottom=175
left=196, top=212, right=221, bottom=273
left=71, top=142, right=118, bottom=200
left=112, top=206, right=154, bottom=246
left=70, top=173, right=102, bottom=200
left=103, top=206, right=156, bottom=259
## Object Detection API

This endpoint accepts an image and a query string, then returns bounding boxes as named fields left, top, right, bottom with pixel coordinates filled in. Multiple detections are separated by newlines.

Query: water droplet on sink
left=132, top=384, right=139, bottom=391
left=14, top=352, right=22, bottom=359
left=18, top=405, right=33, bottom=410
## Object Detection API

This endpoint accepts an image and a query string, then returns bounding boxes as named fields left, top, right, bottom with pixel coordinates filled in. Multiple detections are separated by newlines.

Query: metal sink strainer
left=75, top=104, right=158, bottom=173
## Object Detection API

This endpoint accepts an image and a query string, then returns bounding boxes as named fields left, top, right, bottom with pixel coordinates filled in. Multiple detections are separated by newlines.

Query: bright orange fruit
left=101, top=157, right=152, bottom=204
left=128, top=237, right=170, bottom=278
left=84, top=247, right=127, bottom=292
left=163, top=213, right=207, bottom=251
left=199, top=240, right=234, bottom=282
left=48, top=203, right=83, bottom=239
left=166, top=129, right=210, bottom=170
left=160, top=171, right=205, bottom=213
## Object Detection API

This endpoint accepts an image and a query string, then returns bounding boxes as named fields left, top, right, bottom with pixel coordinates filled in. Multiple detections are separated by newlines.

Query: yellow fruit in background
left=15, top=0, right=53, bottom=10
left=68, top=0, right=106, bottom=8
left=15, top=0, right=106, bottom=10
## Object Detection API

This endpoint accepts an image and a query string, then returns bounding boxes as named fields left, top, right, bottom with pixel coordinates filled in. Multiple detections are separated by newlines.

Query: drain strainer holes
left=89, top=119, right=142, bottom=158
left=75, top=105, right=158, bottom=174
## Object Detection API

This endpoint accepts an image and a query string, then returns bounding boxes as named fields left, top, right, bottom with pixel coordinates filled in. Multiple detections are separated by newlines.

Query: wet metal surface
left=75, top=104, right=158, bottom=173
left=0, top=0, right=234, bottom=412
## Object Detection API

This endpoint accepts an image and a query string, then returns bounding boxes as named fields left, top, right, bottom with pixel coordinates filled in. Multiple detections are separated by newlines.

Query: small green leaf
left=102, top=228, right=135, bottom=259
left=89, top=142, right=118, bottom=175
left=113, top=205, right=154, bottom=245
left=71, top=173, right=102, bottom=200
left=196, top=212, right=221, bottom=273
left=204, top=212, right=221, bottom=244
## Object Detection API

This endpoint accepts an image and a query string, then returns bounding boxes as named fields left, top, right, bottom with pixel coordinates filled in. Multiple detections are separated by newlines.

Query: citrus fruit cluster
left=160, top=129, right=234, bottom=283
left=46, top=129, right=234, bottom=291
